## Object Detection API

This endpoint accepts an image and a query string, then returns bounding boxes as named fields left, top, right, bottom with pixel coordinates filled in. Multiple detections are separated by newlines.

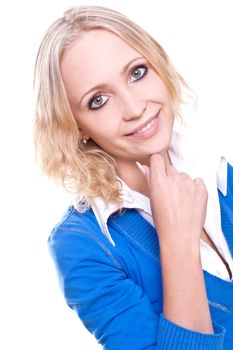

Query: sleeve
left=48, top=227, right=225, bottom=350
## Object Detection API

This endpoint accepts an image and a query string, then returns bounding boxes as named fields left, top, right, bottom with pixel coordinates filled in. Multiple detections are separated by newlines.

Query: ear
left=81, top=134, right=90, bottom=142
left=79, top=128, right=90, bottom=141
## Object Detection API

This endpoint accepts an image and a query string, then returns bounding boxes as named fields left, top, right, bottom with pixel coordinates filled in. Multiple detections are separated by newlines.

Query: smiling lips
left=126, top=110, right=160, bottom=139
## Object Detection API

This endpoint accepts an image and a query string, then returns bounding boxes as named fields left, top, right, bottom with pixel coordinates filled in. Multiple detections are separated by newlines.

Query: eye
left=88, top=94, right=109, bottom=110
left=130, top=65, right=148, bottom=82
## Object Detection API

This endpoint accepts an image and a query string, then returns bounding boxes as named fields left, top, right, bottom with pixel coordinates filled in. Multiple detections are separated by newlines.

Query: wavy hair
left=34, top=5, right=189, bottom=208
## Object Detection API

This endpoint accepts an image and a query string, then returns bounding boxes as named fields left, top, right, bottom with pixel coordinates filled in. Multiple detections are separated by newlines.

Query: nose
left=121, top=89, right=146, bottom=121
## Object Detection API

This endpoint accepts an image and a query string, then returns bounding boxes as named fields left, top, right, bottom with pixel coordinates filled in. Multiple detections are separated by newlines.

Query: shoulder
left=48, top=205, right=108, bottom=251
left=51, top=205, right=99, bottom=232
left=48, top=206, right=123, bottom=277
left=48, top=206, right=99, bottom=253
left=48, top=206, right=127, bottom=307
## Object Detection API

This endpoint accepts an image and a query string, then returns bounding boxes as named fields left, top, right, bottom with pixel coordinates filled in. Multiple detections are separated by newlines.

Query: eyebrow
left=79, top=56, right=143, bottom=104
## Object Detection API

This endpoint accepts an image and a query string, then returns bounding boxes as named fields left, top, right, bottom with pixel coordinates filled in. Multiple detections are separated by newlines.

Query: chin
left=148, top=134, right=172, bottom=155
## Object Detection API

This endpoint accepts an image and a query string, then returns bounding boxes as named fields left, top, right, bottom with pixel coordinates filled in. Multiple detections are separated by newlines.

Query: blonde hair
left=34, top=5, right=188, bottom=208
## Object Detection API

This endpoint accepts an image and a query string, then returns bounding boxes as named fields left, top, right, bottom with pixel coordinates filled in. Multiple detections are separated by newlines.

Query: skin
left=61, top=30, right=173, bottom=195
left=61, top=30, right=214, bottom=333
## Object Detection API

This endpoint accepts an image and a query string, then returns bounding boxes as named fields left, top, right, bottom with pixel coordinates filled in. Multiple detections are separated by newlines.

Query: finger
left=194, top=177, right=206, bottom=187
left=180, top=171, right=192, bottom=180
left=136, top=162, right=149, bottom=177
left=150, top=154, right=166, bottom=179
left=166, top=164, right=177, bottom=176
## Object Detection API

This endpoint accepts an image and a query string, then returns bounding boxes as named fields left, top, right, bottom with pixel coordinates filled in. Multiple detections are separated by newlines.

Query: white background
left=0, top=0, right=232, bottom=349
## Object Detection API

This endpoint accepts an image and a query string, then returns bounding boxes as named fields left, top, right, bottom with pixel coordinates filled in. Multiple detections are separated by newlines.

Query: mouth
left=125, top=110, right=160, bottom=138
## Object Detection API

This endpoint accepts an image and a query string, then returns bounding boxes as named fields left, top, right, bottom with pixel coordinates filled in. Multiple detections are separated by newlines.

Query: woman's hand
left=143, top=153, right=208, bottom=251
left=142, top=154, right=214, bottom=333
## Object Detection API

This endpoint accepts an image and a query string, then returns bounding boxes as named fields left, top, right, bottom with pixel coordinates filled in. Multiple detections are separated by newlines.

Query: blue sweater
left=48, top=163, right=233, bottom=349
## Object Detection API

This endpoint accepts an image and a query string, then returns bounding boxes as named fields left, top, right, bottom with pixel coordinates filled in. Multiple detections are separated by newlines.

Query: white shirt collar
left=90, top=179, right=151, bottom=246
left=76, top=131, right=228, bottom=246
left=168, top=131, right=228, bottom=196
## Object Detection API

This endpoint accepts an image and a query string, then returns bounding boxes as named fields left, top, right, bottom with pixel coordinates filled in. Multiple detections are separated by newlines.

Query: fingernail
left=136, top=161, right=146, bottom=176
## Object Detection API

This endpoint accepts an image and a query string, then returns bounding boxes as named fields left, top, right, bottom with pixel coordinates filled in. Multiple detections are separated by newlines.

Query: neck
left=117, top=150, right=172, bottom=197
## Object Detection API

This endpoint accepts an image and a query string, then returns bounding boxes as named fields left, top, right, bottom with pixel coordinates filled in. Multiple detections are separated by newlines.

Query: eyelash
left=88, top=63, right=148, bottom=111
left=130, top=64, right=148, bottom=82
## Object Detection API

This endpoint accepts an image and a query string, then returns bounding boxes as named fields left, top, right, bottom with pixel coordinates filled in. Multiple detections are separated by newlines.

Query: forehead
left=61, top=30, right=142, bottom=101
left=62, top=29, right=140, bottom=69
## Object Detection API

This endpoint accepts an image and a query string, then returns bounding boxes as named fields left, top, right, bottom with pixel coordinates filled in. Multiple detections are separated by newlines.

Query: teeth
left=135, top=117, right=156, bottom=134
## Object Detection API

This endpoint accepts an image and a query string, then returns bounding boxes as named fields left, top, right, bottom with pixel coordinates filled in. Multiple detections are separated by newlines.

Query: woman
left=34, top=5, right=233, bottom=349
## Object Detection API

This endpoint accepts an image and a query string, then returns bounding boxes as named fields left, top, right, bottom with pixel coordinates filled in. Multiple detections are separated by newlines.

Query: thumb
left=136, top=162, right=150, bottom=181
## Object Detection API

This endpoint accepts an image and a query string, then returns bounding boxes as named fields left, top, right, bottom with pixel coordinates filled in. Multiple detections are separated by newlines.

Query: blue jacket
left=48, top=163, right=233, bottom=349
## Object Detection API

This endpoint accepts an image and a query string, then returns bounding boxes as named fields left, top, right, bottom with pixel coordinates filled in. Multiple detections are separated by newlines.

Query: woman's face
left=61, top=29, right=175, bottom=164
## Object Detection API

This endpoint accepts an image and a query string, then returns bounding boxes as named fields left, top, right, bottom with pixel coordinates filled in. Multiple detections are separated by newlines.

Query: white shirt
left=76, top=131, right=233, bottom=281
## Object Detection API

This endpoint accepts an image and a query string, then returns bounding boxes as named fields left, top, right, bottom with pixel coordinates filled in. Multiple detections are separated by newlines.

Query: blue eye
left=88, top=95, right=109, bottom=110
left=130, top=65, right=148, bottom=82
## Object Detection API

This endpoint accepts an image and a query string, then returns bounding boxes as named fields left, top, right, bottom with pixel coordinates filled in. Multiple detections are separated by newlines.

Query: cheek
left=148, top=74, right=171, bottom=101
left=156, top=81, right=170, bottom=101
left=78, top=115, right=119, bottom=140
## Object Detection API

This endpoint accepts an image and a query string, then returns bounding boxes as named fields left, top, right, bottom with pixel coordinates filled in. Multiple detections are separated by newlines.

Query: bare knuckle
left=180, top=171, right=188, bottom=177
